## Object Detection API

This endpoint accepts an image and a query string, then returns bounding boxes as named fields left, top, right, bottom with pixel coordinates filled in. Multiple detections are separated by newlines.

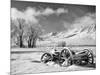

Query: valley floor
left=11, top=47, right=96, bottom=75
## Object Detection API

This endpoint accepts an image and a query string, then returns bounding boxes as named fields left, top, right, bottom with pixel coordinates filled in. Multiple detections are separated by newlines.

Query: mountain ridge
left=37, top=23, right=96, bottom=46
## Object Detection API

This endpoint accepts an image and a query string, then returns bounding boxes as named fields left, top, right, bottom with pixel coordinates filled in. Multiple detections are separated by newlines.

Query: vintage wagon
left=41, top=48, right=94, bottom=66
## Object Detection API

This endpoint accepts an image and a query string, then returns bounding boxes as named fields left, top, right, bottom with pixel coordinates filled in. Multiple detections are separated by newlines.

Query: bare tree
left=11, top=19, right=19, bottom=47
left=11, top=18, right=26, bottom=48
left=27, top=25, right=42, bottom=48
left=17, top=19, right=25, bottom=47
left=11, top=18, right=42, bottom=48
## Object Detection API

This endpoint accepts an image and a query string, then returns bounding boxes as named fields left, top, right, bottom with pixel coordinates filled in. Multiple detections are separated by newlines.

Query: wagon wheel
left=87, top=51, right=94, bottom=64
left=61, top=49, right=72, bottom=58
left=41, top=53, right=52, bottom=63
left=61, top=49, right=73, bottom=66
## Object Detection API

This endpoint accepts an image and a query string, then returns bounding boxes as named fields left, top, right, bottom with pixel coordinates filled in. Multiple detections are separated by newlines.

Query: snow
left=11, top=47, right=96, bottom=75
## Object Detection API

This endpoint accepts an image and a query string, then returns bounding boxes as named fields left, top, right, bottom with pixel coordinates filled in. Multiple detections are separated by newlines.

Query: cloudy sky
left=11, top=0, right=96, bottom=33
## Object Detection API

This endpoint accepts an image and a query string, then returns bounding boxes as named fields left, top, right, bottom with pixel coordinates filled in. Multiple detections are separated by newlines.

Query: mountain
left=36, top=23, right=96, bottom=47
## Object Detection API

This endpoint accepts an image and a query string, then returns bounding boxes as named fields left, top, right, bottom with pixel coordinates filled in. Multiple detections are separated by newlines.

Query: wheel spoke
left=88, top=52, right=91, bottom=55
left=88, top=54, right=92, bottom=57
left=88, top=58, right=93, bottom=63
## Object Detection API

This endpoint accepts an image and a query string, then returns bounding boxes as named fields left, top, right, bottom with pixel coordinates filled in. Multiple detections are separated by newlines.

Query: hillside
left=36, top=23, right=96, bottom=47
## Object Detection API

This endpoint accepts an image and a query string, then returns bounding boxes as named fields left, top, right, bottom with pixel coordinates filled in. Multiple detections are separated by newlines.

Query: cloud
left=41, top=8, right=55, bottom=15
left=11, top=7, right=68, bottom=23
left=72, top=13, right=96, bottom=29
left=11, top=7, right=68, bottom=34
left=41, top=8, right=68, bottom=16
left=62, top=21, right=72, bottom=30
left=63, top=13, right=96, bottom=32
left=11, top=8, right=39, bottom=24
left=56, top=8, right=68, bottom=14
left=24, top=7, right=41, bottom=16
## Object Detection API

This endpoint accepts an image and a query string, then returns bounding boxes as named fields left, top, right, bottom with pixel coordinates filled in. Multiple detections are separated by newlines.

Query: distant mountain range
left=36, top=23, right=96, bottom=47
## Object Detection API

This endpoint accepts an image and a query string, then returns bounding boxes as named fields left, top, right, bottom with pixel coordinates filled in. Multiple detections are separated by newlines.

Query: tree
left=11, top=18, right=42, bottom=48
left=27, top=24, right=42, bottom=48
left=11, top=19, right=19, bottom=47
left=11, top=18, right=26, bottom=48
left=17, top=19, right=25, bottom=47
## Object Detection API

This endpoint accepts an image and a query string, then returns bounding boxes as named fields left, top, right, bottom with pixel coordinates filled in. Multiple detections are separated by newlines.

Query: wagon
left=41, top=48, right=94, bottom=66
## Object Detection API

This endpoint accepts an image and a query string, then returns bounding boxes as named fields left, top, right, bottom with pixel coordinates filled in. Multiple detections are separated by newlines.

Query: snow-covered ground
left=11, top=47, right=96, bottom=75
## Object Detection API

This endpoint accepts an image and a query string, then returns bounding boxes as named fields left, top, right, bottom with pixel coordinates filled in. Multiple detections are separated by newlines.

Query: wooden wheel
left=87, top=51, right=94, bottom=64
left=41, top=53, right=52, bottom=63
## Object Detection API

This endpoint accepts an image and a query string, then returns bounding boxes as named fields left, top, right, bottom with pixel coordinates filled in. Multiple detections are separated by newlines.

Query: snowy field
left=11, top=47, right=96, bottom=75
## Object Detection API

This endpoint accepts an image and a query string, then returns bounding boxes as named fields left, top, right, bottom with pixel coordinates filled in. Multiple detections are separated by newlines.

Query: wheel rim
left=84, top=49, right=94, bottom=64
left=87, top=52, right=94, bottom=64
left=41, top=53, right=52, bottom=63
left=61, top=49, right=73, bottom=66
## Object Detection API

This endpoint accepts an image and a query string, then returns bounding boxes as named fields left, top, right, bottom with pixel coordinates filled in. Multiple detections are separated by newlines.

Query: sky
left=11, top=0, right=96, bottom=33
